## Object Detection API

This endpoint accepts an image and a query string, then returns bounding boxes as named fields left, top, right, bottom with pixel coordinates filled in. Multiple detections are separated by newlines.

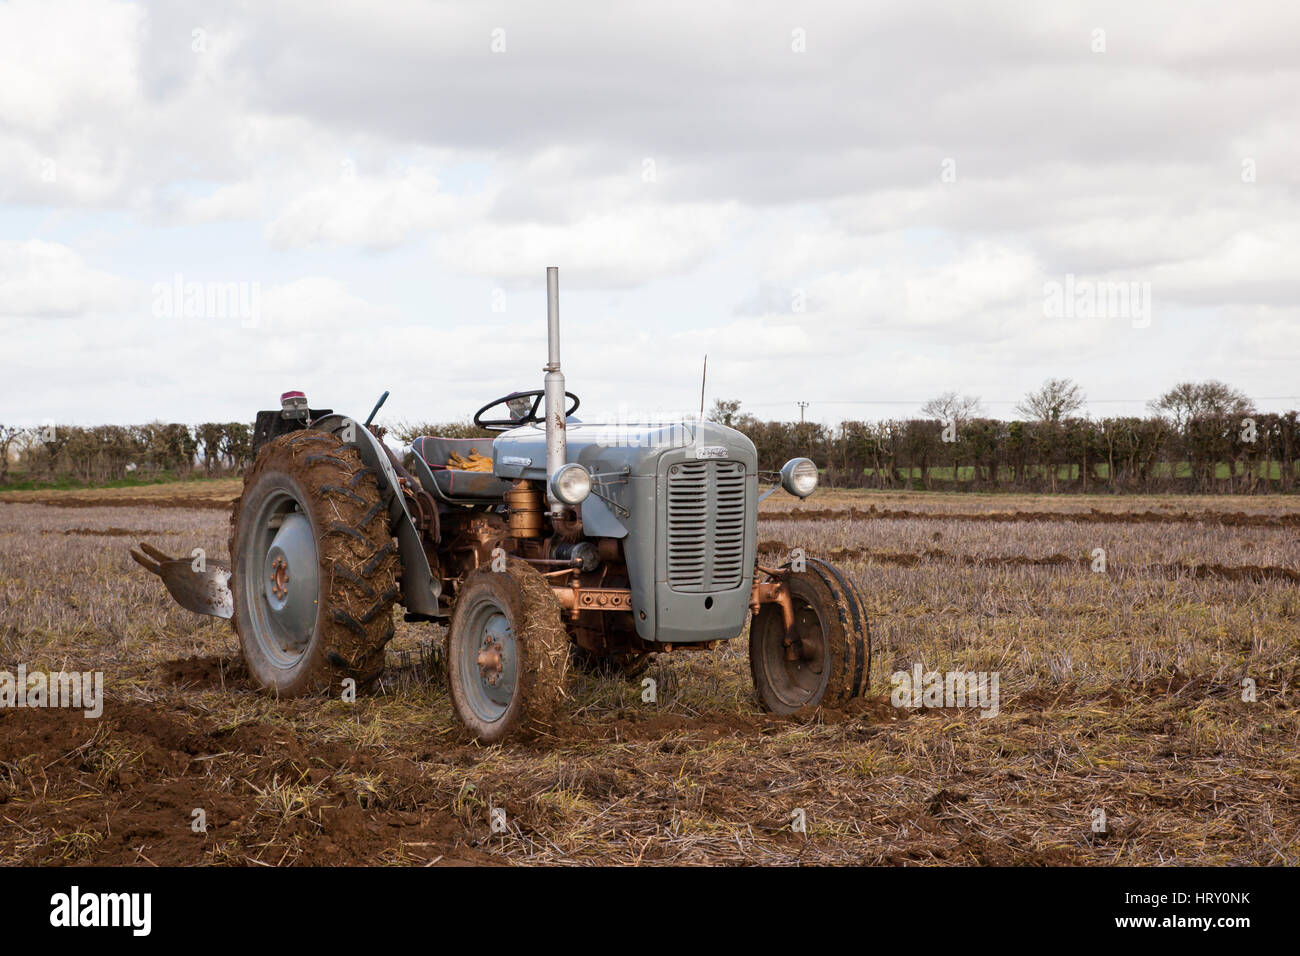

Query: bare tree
left=1149, top=380, right=1253, bottom=428
left=1016, top=378, right=1086, bottom=422
left=708, top=398, right=744, bottom=426
left=0, top=425, right=24, bottom=484
left=920, top=391, right=984, bottom=425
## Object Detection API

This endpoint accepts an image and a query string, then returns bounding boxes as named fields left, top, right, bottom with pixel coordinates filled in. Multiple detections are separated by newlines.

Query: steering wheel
left=473, top=390, right=581, bottom=432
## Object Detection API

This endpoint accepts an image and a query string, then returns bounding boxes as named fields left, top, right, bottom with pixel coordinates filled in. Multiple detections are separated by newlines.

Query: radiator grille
left=666, top=459, right=747, bottom=592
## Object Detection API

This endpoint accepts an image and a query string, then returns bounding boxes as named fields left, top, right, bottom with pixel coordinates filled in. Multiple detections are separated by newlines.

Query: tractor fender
left=312, top=413, right=441, bottom=616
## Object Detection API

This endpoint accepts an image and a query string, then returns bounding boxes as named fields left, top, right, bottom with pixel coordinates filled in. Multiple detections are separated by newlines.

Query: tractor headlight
left=780, top=458, right=819, bottom=498
left=550, top=462, right=592, bottom=505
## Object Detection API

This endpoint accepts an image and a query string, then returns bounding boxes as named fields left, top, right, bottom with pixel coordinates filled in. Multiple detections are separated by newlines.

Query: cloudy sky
left=2, top=0, right=1297, bottom=430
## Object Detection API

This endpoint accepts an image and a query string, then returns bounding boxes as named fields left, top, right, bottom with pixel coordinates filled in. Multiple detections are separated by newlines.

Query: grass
left=0, top=486, right=1295, bottom=865
left=0, top=471, right=239, bottom=493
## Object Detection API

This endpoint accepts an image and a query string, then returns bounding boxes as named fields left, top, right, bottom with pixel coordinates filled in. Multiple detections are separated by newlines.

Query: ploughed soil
left=61, top=527, right=165, bottom=537
left=8, top=651, right=1291, bottom=867
left=19, top=498, right=1299, bottom=526
left=757, top=540, right=1300, bottom=584
left=0, top=477, right=241, bottom=511
left=774, top=504, right=1300, bottom=529
left=0, top=655, right=906, bottom=867
left=6, top=494, right=236, bottom=511
left=1, top=484, right=1296, bottom=866
left=0, top=693, right=486, bottom=866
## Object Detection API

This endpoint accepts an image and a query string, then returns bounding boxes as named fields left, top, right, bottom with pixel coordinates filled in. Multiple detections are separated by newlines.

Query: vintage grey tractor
left=133, top=268, right=870, bottom=742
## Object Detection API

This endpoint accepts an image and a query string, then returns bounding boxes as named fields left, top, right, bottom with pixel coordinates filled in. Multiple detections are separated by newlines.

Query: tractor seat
left=410, top=436, right=513, bottom=503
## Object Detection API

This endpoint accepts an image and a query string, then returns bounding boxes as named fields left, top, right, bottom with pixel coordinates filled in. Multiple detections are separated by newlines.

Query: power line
left=743, top=395, right=1300, bottom=408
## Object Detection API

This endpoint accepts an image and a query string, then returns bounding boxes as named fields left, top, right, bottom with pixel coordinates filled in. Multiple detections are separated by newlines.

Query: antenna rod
left=699, top=355, right=707, bottom=422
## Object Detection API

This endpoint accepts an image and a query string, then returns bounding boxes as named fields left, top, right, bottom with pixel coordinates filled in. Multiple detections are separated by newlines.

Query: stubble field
left=1, top=482, right=1296, bottom=866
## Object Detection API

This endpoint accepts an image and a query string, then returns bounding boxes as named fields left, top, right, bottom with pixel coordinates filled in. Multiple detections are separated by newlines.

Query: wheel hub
left=262, top=512, right=319, bottom=651
left=269, top=555, right=290, bottom=599
left=477, top=638, right=504, bottom=686
left=757, top=600, right=827, bottom=711
left=783, top=617, right=824, bottom=666
left=459, top=608, right=519, bottom=721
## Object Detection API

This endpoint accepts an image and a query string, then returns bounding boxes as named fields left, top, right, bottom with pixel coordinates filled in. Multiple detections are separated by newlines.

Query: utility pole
left=797, top=401, right=811, bottom=456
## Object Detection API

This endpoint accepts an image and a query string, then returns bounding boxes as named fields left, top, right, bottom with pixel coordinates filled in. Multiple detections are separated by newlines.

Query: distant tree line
left=388, top=419, right=492, bottom=443
left=725, top=413, right=1298, bottom=493
left=0, top=422, right=252, bottom=485
left=0, top=418, right=492, bottom=486
left=3, top=381, right=1293, bottom=494
left=713, top=380, right=1300, bottom=493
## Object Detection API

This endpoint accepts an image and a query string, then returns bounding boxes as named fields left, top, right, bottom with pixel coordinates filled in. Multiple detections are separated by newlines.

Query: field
left=1, top=482, right=1297, bottom=866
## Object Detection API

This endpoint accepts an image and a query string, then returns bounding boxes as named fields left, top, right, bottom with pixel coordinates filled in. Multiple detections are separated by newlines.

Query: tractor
left=133, top=268, right=871, bottom=742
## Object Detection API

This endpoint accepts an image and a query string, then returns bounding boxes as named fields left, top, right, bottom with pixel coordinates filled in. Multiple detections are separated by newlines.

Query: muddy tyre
left=749, top=558, right=870, bottom=715
left=228, top=430, right=399, bottom=697
left=447, top=560, right=570, bottom=743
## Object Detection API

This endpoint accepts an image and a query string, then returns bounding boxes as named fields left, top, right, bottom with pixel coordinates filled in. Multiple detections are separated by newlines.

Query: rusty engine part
left=440, top=511, right=510, bottom=585
left=550, top=506, right=583, bottom=541
left=547, top=538, right=600, bottom=572
left=505, top=479, right=545, bottom=538
left=750, top=570, right=795, bottom=634
left=555, top=585, right=633, bottom=615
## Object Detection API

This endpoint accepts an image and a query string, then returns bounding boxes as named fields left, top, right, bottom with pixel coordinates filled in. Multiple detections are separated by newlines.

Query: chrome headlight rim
left=780, top=457, right=819, bottom=498
left=550, top=462, right=592, bottom=505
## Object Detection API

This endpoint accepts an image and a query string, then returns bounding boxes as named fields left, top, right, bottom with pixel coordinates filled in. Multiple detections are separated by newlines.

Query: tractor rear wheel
left=228, top=430, right=399, bottom=697
left=749, top=558, right=870, bottom=714
left=447, top=560, right=570, bottom=743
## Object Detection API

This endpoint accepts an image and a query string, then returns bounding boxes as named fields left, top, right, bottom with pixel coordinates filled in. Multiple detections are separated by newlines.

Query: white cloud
left=266, top=168, right=487, bottom=248
left=434, top=202, right=739, bottom=287
left=167, top=182, right=265, bottom=224
left=0, top=241, right=138, bottom=317
left=0, top=0, right=143, bottom=134
left=2, top=0, right=1299, bottom=424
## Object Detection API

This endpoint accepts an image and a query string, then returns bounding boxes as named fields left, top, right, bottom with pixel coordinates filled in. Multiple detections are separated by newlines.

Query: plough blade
left=130, top=542, right=234, bottom=620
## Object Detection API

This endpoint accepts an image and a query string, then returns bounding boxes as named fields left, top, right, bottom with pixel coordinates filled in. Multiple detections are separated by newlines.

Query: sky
left=1, top=0, right=1298, bottom=430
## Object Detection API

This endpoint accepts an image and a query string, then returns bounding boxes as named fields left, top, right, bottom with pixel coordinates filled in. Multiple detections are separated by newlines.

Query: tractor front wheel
left=447, top=560, right=570, bottom=743
left=749, top=559, right=870, bottom=715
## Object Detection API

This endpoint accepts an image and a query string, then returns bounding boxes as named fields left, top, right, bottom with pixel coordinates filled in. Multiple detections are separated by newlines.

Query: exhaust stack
left=544, top=266, right=567, bottom=514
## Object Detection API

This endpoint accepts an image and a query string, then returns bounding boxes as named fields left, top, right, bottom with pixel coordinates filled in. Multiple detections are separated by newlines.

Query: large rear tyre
left=228, top=430, right=399, bottom=697
left=447, top=560, right=570, bottom=743
left=749, top=558, right=870, bottom=715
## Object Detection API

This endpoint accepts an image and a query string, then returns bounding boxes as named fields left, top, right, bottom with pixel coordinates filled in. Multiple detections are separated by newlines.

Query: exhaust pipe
left=544, top=266, right=567, bottom=514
